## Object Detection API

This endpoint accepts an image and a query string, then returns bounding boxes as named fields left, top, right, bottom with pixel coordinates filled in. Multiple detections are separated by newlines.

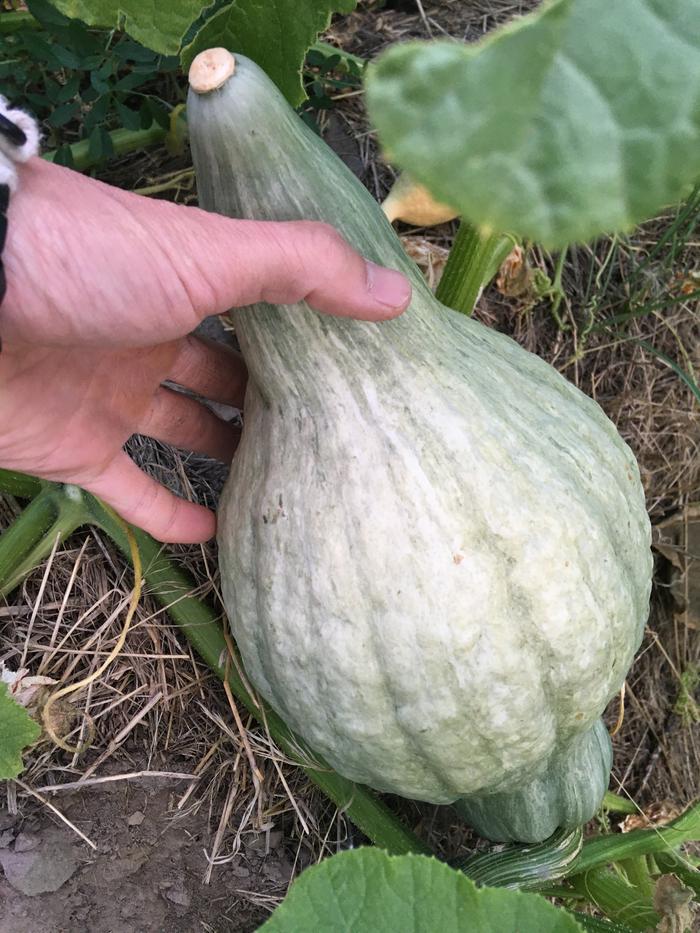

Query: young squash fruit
left=187, top=50, right=652, bottom=843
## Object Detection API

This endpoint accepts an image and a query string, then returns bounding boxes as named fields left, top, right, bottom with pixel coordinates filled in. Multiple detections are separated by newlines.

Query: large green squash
left=187, top=51, right=652, bottom=843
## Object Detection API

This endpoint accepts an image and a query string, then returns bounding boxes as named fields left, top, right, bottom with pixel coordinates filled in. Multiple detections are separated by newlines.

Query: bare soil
left=0, top=774, right=294, bottom=931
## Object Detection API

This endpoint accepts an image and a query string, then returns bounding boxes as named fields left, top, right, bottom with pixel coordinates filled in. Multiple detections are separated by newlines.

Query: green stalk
left=436, top=220, right=514, bottom=314
left=0, top=482, right=88, bottom=596
left=654, top=850, right=700, bottom=896
left=43, top=123, right=169, bottom=172
left=571, top=801, right=700, bottom=874
left=548, top=247, right=569, bottom=330
left=0, top=470, right=44, bottom=500
left=618, top=857, right=654, bottom=899
left=310, top=40, right=367, bottom=71
left=0, top=472, right=428, bottom=856
left=467, top=794, right=700, bottom=913
left=453, top=827, right=583, bottom=890
left=568, top=867, right=659, bottom=930
left=602, top=791, right=637, bottom=815
left=568, top=912, right=636, bottom=933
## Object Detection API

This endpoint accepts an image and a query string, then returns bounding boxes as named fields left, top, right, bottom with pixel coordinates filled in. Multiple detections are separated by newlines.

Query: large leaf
left=0, top=682, right=41, bottom=779
left=366, top=0, right=700, bottom=248
left=260, top=848, right=584, bottom=932
left=44, top=0, right=213, bottom=55
left=181, top=0, right=357, bottom=105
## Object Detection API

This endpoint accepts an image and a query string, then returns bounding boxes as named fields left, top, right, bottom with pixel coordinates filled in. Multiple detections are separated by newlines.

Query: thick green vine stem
left=0, top=481, right=87, bottom=596
left=569, top=866, right=660, bottom=929
left=451, top=827, right=583, bottom=890
left=601, top=791, right=637, bottom=814
left=0, top=470, right=428, bottom=856
left=571, top=800, right=700, bottom=873
left=0, top=470, right=43, bottom=500
left=435, top=219, right=514, bottom=315
left=43, top=124, right=170, bottom=172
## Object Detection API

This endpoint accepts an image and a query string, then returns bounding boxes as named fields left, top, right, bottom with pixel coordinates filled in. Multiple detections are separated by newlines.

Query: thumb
left=143, top=197, right=413, bottom=324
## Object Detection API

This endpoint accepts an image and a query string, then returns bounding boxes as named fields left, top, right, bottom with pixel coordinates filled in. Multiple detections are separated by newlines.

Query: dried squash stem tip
left=189, top=48, right=236, bottom=94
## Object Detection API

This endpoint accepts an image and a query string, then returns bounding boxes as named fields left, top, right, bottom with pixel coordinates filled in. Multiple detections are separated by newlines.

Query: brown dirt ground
left=1, top=2, right=698, bottom=930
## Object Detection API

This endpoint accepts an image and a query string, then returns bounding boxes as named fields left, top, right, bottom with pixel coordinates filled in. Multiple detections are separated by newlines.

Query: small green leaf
left=64, top=20, right=104, bottom=58
left=83, top=94, right=111, bottom=133
left=43, top=0, right=216, bottom=55
left=46, top=99, right=80, bottom=127
left=50, top=42, right=83, bottom=69
left=21, top=30, right=59, bottom=64
left=637, top=341, right=700, bottom=404
left=114, top=99, right=142, bottom=131
left=366, top=0, right=700, bottom=248
left=146, top=98, right=170, bottom=130
left=26, top=0, right=70, bottom=28
left=112, top=37, right=160, bottom=64
left=0, top=682, right=41, bottom=779
left=51, top=143, right=75, bottom=168
left=260, top=848, right=584, bottom=932
left=87, top=124, right=113, bottom=162
left=55, top=74, right=81, bottom=104
left=25, top=93, right=51, bottom=115
left=89, top=69, right=111, bottom=96
left=181, top=0, right=358, bottom=106
left=114, top=71, right=150, bottom=92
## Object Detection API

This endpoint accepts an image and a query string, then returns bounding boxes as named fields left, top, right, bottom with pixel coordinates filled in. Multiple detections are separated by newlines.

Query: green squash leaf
left=0, top=682, right=41, bottom=779
left=366, top=0, right=700, bottom=248
left=260, top=848, right=584, bottom=932
left=42, top=0, right=214, bottom=55
left=181, top=0, right=357, bottom=105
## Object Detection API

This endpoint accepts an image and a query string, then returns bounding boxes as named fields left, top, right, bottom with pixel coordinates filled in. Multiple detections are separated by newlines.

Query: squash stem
left=310, top=40, right=366, bottom=72
left=570, top=800, right=700, bottom=875
left=617, top=857, right=654, bottom=899
left=43, top=123, right=170, bottom=172
left=0, top=472, right=429, bottom=856
left=568, top=866, right=659, bottom=928
left=0, top=482, right=88, bottom=597
left=601, top=790, right=637, bottom=814
left=0, top=469, right=44, bottom=500
left=436, top=219, right=514, bottom=314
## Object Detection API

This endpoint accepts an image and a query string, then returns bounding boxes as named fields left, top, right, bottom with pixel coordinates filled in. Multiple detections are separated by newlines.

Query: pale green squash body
left=188, top=56, right=652, bottom=842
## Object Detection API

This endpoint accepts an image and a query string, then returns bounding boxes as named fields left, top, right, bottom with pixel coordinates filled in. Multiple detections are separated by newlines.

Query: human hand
left=0, top=159, right=411, bottom=543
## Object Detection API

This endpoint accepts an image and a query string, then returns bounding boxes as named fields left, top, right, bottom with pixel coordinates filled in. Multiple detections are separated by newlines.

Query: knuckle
left=131, top=475, right=161, bottom=515
left=306, top=221, right=347, bottom=255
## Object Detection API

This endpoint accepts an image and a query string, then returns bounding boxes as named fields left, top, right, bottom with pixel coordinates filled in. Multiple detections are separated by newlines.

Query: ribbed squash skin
left=188, top=56, right=652, bottom=842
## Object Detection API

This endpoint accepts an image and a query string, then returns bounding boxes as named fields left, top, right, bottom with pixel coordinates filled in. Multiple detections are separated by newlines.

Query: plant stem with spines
left=0, top=482, right=87, bottom=596
left=43, top=123, right=171, bottom=172
left=436, top=220, right=514, bottom=314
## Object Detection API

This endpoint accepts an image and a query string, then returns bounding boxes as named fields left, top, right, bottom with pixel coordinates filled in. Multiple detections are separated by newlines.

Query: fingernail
left=365, top=260, right=412, bottom=311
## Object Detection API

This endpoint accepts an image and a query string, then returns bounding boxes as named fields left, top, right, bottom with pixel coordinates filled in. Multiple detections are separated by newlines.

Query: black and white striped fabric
left=0, top=97, right=40, bottom=310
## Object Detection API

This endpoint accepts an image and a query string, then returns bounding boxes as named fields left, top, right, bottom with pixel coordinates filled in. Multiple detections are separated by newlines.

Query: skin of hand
left=0, top=158, right=411, bottom=543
